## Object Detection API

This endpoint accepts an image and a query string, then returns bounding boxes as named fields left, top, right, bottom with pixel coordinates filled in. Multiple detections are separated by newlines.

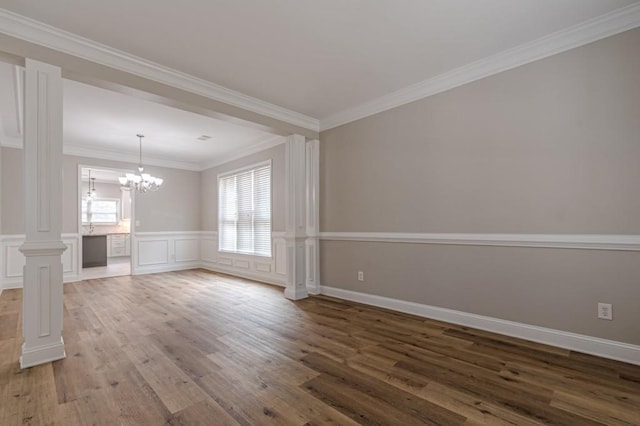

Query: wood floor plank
left=1, top=269, right=640, bottom=425
left=302, top=352, right=466, bottom=425
left=122, top=336, right=208, bottom=414
left=0, top=312, right=18, bottom=341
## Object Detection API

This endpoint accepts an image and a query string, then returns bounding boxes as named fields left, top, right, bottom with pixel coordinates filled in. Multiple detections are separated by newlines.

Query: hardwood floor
left=1, top=269, right=639, bottom=425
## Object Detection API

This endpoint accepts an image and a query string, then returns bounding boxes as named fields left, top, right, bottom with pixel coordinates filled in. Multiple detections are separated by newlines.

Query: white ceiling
left=0, top=0, right=637, bottom=120
left=62, top=78, right=277, bottom=168
left=0, top=61, right=281, bottom=170
left=0, top=1, right=638, bottom=168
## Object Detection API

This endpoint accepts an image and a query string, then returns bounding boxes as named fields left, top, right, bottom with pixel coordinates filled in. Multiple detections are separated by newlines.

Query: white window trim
left=217, top=159, right=272, bottom=258
left=82, top=197, right=121, bottom=226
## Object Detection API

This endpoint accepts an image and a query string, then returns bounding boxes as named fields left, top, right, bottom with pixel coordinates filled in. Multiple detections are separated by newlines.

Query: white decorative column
left=305, top=139, right=321, bottom=295
left=18, top=59, right=67, bottom=368
left=284, top=134, right=309, bottom=300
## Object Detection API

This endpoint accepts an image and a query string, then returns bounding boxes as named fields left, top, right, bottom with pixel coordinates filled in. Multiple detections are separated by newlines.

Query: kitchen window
left=82, top=198, right=120, bottom=225
left=218, top=161, right=271, bottom=257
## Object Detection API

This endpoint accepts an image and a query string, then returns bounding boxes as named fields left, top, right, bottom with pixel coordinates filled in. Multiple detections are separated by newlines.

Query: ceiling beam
left=0, top=33, right=319, bottom=139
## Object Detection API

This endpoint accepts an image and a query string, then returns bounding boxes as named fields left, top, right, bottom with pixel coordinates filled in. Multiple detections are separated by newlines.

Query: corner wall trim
left=319, top=232, right=640, bottom=251
left=319, top=2, right=640, bottom=130
left=320, top=286, right=640, bottom=366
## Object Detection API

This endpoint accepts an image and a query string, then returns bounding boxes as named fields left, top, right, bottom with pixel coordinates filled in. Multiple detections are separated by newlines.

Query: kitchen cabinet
left=107, top=233, right=131, bottom=257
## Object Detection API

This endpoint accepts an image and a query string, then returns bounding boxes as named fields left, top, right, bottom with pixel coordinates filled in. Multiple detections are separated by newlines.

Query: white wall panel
left=138, top=240, right=169, bottom=266
left=175, top=239, right=200, bottom=263
left=0, top=234, right=80, bottom=288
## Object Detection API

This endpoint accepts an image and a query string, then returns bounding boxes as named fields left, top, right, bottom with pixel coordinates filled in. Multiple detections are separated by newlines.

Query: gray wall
left=0, top=147, right=23, bottom=234
left=201, top=143, right=286, bottom=232
left=0, top=147, right=201, bottom=234
left=63, top=154, right=201, bottom=233
left=319, top=28, right=640, bottom=345
left=81, top=181, right=121, bottom=201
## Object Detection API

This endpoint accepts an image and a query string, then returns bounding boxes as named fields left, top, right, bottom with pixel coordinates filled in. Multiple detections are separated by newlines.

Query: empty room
left=1, top=1, right=640, bottom=424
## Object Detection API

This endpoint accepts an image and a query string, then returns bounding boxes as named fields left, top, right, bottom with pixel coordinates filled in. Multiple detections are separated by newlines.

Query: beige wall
left=201, top=143, right=286, bottom=232
left=64, top=155, right=201, bottom=233
left=0, top=147, right=201, bottom=234
left=319, top=28, right=640, bottom=344
left=81, top=180, right=122, bottom=200
left=0, top=147, right=23, bottom=234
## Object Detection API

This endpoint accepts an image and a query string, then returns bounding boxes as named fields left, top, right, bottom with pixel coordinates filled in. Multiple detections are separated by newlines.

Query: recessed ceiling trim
left=319, top=2, right=640, bottom=131
left=1, top=135, right=289, bottom=172
left=0, top=8, right=320, bottom=132
left=199, top=134, right=286, bottom=171
left=63, top=143, right=201, bottom=171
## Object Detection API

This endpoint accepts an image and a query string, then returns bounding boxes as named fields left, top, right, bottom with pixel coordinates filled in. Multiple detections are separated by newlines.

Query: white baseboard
left=201, top=261, right=286, bottom=287
left=320, top=286, right=640, bottom=366
left=133, top=262, right=202, bottom=276
left=284, top=286, right=309, bottom=300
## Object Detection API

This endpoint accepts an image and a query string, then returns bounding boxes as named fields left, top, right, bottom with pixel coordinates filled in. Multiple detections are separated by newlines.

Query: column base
left=284, top=286, right=309, bottom=300
left=307, top=286, right=321, bottom=295
left=20, top=338, right=66, bottom=369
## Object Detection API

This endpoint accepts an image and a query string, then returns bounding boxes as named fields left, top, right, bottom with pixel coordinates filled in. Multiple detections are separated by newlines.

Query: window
left=82, top=198, right=120, bottom=225
left=218, top=161, right=271, bottom=257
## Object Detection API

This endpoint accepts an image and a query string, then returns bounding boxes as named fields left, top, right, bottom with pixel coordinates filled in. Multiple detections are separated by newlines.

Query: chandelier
left=119, top=134, right=163, bottom=193
left=86, top=169, right=97, bottom=200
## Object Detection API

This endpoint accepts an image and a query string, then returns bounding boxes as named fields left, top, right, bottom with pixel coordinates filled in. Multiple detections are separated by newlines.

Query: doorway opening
left=79, top=166, right=134, bottom=280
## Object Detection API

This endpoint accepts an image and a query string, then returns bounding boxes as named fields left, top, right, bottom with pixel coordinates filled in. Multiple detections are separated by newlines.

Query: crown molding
left=0, top=8, right=320, bottom=132
left=62, top=143, right=201, bottom=171
left=319, top=3, right=640, bottom=131
left=199, top=134, right=285, bottom=171
left=0, top=135, right=288, bottom=172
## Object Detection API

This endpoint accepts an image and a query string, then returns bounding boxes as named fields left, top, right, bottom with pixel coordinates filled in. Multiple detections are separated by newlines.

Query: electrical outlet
left=598, top=303, right=613, bottom=320
left=357, top=271, right=364, bottom=281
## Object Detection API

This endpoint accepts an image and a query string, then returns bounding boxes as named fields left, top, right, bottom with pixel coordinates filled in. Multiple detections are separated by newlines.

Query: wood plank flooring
left=1, top=269, right=639, bottom=425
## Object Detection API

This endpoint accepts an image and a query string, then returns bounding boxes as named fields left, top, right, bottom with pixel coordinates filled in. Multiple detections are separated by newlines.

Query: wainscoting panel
left=0, top=234, right=80, bottom=288
left=200, top=231, right=287, bottom=287
left=137, top=240, right=169, bottom=266
left=175, top=239, right=201, bottom=263
left=200, top=235, right=217, bottom=263
left=133, top=232, right=201, bottom=274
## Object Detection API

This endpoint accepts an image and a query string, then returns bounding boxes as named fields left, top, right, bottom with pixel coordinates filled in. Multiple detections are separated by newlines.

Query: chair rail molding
left=318, top=232, right=640, bottom=251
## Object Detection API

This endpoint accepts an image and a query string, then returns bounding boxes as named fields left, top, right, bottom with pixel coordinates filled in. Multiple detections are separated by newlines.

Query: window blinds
left=219, top=163, right=271, bottom=257
left=82, top=199, right=119, bottom=224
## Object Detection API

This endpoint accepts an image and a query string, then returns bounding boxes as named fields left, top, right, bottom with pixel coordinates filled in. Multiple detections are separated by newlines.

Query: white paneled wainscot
left=1, top=231, right=287, bottom=290
left=0, top=234, right=80, bottom=289
left=133, top=232, right=203, bottom=274
left=201, top=231, right=287, bottom=286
